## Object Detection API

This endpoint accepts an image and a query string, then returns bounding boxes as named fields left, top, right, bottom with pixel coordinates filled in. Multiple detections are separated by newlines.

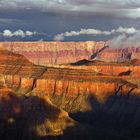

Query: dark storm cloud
left=0, top=0, right=140, bottom=18
left=0, top=0, right=139, bottom=41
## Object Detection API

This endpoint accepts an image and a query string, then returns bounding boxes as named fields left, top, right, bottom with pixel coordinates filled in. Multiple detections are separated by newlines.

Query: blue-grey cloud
left=0, top=0, right=140, bottom=18
left=0, top=0, right=139, bottom=41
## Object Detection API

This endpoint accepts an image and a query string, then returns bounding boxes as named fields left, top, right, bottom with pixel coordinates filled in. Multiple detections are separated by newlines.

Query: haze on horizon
left=0, top=0, right=140, bottom=43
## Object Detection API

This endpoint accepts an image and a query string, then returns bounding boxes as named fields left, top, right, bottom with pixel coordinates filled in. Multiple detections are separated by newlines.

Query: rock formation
left=0, top=45, right=140, bottom=139
left=96, top=47, right=140, bottom=62
left=0, top=41, right=140, bottom=65
left=0, top=41, right=108, bottom=65
left=0, top=48, right=139, bottom=112
left=0, top=85, right=75, bottom=139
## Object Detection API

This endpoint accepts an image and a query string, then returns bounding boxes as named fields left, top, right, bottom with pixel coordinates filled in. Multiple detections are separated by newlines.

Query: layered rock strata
left=0, top=42, right=140, bottom=65
left=1, top=41, right=107, bottom=65
left=1, top=48, right=140, bottom=139
left=0, top=50, right=138, bottom=112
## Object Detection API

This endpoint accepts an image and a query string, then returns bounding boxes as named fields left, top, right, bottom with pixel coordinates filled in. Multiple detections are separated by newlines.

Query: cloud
left=53, top=34, right=64, bottom=41
left=0, top=0, right=140, bottom=19
left=115, top=27, right=137, bottom=34
left=25, top=31, right=35, bottom=36
left=53, top=26, right=137, bottom=41
left=2, top=29, right=37, bottom=37
left=110, top=31, right=140, bottom=48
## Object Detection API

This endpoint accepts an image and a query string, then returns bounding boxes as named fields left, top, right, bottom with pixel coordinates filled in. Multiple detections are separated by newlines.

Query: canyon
left=0, top=41, right=140, bottom=65
left=1, top=41, right=106, bottom=65
left=0, top=42, right=140, bottom=140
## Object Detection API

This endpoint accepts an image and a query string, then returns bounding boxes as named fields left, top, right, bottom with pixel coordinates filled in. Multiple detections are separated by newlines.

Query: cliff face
left=0, top=63, right=138, bottom=112
left=96, top=47, right=140, bottom=62
left=0, top=48, right=139, bottom=112
left=5, top=74, right=136, bottom=112
left=1, top=41, right=107, bottom=65
left=0, top=42, right=140, bottom=66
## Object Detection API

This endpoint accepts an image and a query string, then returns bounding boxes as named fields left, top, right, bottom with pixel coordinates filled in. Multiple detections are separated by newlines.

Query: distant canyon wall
left=0, top=41, right=140, bottom=65
left=96, top=47, right=140, bottom=62
left=1, top=41, right=107, bottom=65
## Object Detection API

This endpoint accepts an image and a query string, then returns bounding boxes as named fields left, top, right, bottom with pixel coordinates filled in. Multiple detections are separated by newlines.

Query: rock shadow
left=70, top=93, right=140, bottom=139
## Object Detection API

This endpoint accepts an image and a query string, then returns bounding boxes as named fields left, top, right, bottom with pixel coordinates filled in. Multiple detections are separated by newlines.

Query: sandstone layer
left=1, top=41, right=107, bottom=65
left=0, top=41, right=140, bottom=66
left=96, top=47, right=140, bottom=62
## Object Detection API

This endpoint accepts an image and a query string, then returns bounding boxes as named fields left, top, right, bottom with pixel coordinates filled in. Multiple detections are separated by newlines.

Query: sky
left=0, top=0, right=140, bottom=41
